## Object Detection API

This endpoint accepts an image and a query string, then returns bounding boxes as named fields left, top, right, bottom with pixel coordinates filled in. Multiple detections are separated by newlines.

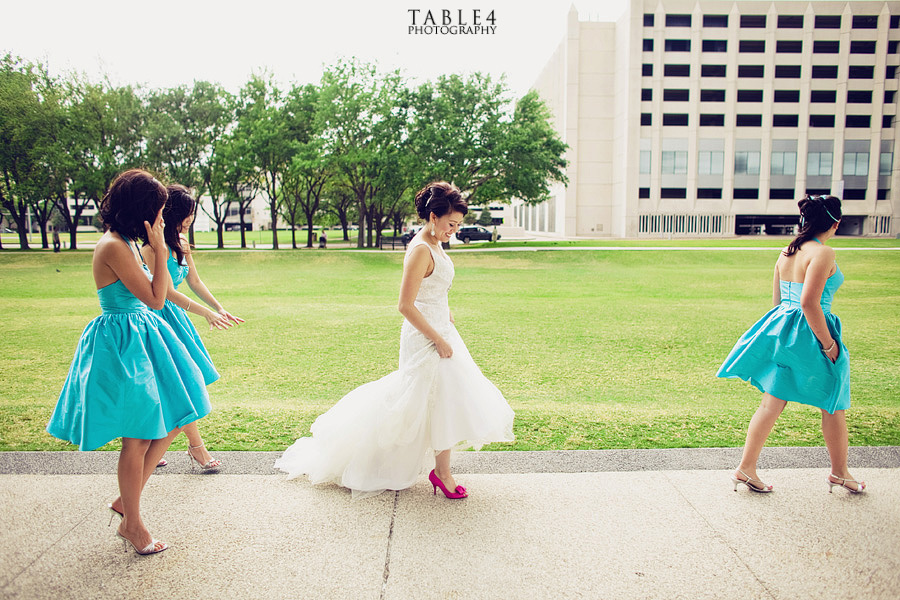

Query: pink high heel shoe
left=429, top=469, right=467, bottom=499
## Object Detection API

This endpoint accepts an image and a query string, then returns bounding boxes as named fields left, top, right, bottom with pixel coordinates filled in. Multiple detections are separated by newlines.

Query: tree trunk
left=239, top=214, right=247, bottom=248
left=216, top=223, right=224, bottom=249
left=270, top=202, right=279, bottom=250
left=291, top=226, right=297, bottom=249
left=356, top=199, right=367, bottom=248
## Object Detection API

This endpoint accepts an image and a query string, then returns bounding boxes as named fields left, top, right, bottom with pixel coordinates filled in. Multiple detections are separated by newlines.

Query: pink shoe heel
left=429, top=469, right=468, bottom=499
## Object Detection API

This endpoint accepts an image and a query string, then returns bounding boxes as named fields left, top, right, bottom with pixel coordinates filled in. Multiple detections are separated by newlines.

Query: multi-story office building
left=515, top=0, right=900, bottom=237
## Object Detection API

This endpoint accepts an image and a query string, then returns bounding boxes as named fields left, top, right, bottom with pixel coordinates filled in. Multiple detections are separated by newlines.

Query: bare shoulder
left=179, top=234, right=191, bottom=255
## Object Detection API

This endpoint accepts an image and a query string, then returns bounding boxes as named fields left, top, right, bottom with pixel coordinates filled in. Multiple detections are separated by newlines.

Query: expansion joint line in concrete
left=663, top=472, right=778, bottom=600
left=379, top=491, right=400, bottom=599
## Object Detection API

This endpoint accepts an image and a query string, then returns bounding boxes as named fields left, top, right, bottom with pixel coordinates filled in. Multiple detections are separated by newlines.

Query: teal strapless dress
left=151, top=255, right=218, bottom=385
left=717, top=265, right=850, bottom=414
left=47, top=271, right=212, bottom=450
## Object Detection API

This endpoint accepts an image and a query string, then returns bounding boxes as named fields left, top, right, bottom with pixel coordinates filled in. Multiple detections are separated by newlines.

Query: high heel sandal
left=107, top=503, right=124, bottom=527
left=731, top=469, right=773, bottom=493
left=429, top=469, right=467, bottom=499
left=827, top=474, right=866, bottom=494
left=187, top=443, right=221, bottom=472
left=115, top=529, right=168, bottom=555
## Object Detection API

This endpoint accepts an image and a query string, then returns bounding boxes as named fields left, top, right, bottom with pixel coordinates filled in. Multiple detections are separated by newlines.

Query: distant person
left=319, top=230, right=327, bottom=248
left=52, top=226, right=61, bottom=252
left=276, top=181, right=514, bottom=498
left=47, top=169, right=211, bottom=555
left=142, top=185, right=244, bottom=472
left=718, top=195, right=864, bottom=494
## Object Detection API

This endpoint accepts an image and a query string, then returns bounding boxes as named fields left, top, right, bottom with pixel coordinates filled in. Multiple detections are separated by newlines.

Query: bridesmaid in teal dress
left=47, top=169, right=211, bottom=555
left=141, top=185, right=243, bottom=471
left=718, top=195, right=865, bottom=494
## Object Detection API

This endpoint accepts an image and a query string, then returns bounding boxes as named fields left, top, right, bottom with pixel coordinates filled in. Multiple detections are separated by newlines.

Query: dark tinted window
left=810, top=90, right=837, bottom=103
left=702, top=40, right=727, bottom=52
left=741, top=15, right=767, bottom=28
left=639, top=187, right=650, bottom=198
left=811, top=65, right=838, bottom=78
left=641, top=88, right=652, bottom=101
left=886, top=90, right=896, bottom=103
left=847, top=90, right=872, bottom=103
left=660, top=188, right=687, bottom=198
left=737, top=89, right=763, bottom=102
left=701, top=64, right=727, bottom=77
left=850, top=41, right=877, bottom=54
left=775, top=65, right=801, bottom=78
left=736, top=114, right=763, bottom=126
left=699, top=114, right=725, bottom=126
left=738, top=65, right=765, bottom=77
left=739, top=40, right=766, bottom=52
left=703, top=15, right=728, bottom=27
left=663, top=89, right=689, bottom=101
left=641, top=113, right=652, bottom=126
left=887, top=65, right=898, bottom=79
left=642, top=64, right=653, bottom=76
left=845, top=115, right=871, bottom=128
left=815, top=15, right=841, bottom=28
left=773, top=114, right=799, bottom=127
left=889, top=41, right=899, bottom=53
left=777, top=15, right=803, bottom=28
left=813, top=41, right=840, bottom=53
left=776, top=40, right=802, bottom=53
left=662, top=113, right=689, bottom=126
left=852, top=15, right=878, bottom=29
left=644, top=14, right=654, bottom=26
left=848, top=65, right=874, bottom=79
left=733, top=188, right=759, bottom=199
left=666, top=14, right=691, bottom=27
left=697, top=188, right=722, bottom=198
left=643, top=39, right=654, bottom=51
left=844, top=188, right=866, bottom=200
left=769, top=189, right=795, bottom=199
left=883, top=115, right=894, bottom=128
left=665, top=39, right=691, bottom=51
left=700, top=89, right=726, bottom=101
left=664, top=64, right=691, bottom=76
left=809, top=114, right=836, bottom=127
left=892, top=15, right=900, bottom=28
left=774, top=90, right=800, bottom=102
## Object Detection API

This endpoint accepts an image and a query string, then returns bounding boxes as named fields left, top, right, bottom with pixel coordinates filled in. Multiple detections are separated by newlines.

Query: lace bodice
left=404, top=237, right=454, bottom=328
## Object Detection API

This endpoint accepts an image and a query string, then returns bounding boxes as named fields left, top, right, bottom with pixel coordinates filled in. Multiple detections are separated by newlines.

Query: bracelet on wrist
left=185, top=299, right=192, bottom=312
left=822, top=339, right=836, bottom=354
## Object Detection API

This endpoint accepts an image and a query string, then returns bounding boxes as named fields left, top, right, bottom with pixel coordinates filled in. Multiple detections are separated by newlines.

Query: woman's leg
left=111, top=428, right=181, bottom=516
left=434, top=449, right=462, bottom=490
left=117, top=437, right=159, bottom=550
left=736, top=393, right=787, bottom=484
left=822, top=410, right=864, bottom=491
left=183, top=421, right=219, bottom=466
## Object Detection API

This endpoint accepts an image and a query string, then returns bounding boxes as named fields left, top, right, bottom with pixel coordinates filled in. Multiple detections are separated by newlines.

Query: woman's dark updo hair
left=163, top=184, right=196, bottom=266
left=784, top=194, right=842, bottom=256
left=99, top=169, right=168, bottom=244
left=414, top=181, right=468, bottom=220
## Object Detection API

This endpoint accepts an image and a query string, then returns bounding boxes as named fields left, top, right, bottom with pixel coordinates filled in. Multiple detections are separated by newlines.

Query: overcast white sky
left=3, top=0, right=626, bottom=96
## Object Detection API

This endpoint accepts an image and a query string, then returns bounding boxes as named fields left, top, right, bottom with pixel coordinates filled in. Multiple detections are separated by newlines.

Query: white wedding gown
left=274, top=236, right=515, bottom=498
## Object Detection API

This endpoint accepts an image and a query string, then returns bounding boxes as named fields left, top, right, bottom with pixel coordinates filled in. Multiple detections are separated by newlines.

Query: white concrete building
left=515, top=0, right=900, bottom=237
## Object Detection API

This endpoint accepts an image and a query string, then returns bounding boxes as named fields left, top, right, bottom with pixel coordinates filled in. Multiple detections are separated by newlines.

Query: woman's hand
left=204, top=309, right=234, bottom=330
left=144, top=210, right=166, bottom=253
left=434, top=337, right=453, bottom=359
left=219, top=310, right=245, bottom=325
left=824, top=341, right=840, bottom=363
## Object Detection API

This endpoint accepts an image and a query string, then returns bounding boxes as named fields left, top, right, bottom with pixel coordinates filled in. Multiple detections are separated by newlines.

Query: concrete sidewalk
left=1, top=447, right=898, bottom=600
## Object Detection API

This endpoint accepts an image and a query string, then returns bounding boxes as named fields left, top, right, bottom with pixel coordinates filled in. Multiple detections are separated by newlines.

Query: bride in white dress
left=275, top=181, right=515, bottom=499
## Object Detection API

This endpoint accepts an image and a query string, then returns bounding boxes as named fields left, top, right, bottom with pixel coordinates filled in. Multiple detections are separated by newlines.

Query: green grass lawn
left=1, top=245, right=898, bottom=451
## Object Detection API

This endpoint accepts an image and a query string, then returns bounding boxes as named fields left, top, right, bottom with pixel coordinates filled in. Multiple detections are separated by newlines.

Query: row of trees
left=0, top=54, right=567, bottom=250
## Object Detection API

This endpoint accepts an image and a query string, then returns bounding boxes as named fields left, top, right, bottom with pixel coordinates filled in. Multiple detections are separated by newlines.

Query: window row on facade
left=640, top=149, right=893, bottom=179
left=640, top=113, right=894, bottom=128
left=641, top=89, right=897, bottom=104
left=643, top=13, right=897, bottom=30
left=643, top=39, right=900, bottom=54
left=637, top=187, right=890, bottom=200
left=641, top=64, right=897, bottom=79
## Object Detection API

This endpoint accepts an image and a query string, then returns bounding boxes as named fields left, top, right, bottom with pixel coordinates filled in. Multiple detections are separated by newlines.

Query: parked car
left=456, top=225, right=499, bottom=244
left=400, top=226, right=422, bottom=245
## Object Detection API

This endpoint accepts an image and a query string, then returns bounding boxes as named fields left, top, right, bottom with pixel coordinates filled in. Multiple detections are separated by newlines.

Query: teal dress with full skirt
left=151, top=254, right=219, bottom=386
left=717, top=265, right=850, bottom=414
left=47, top=268, right=212, bottom=450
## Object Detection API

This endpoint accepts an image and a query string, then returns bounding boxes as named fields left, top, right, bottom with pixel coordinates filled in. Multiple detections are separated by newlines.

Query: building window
left=699, top=114, right=725, bottom=126
left=703, top=14, right=728, bottom=27
left=776, top=40, right=802, bottom=53
left=774, top=90, right=800, bottom=102
left=811, top=90, right=837, bottom=103
left=843, top=189, right=866, bottom=200
left=813, top=41, right=840, bottom=54
left=666, top=14, right=691, bottom=27
left=880, top=152, right=893, bottom=175
left=733, top=188, right=759, bottom=199
left=735, top=151, right=761, bottom=174
left=852, top=15, right=878, bottom=29
left=641, top=88, right=652, bottom=101
left=877, top=189, right=889, bottom=201
left=843, top=152, right=869, bottom=176
left=661, top=151, right=688, bottom=174
left=642, top=64, right=653, bottom=76
left=660, top=188, right=687, bottom=198
left=738, top=65, right=765, bottom=77
left=807, top=152, right=833, bottom=176
left=665, top=39, right=691, bottom=52
left=850, top=41, right=877, bottom=54
left=771, top=151, right=797, bottom=175
left=697, top=188, right=723, bottom=199
left=815, top=15, right=841, bottom=29
left=848, top=65, right=875, bottom=79
left=701, top=65, right=727, bottom=77
left=741, top=15, right=767, bottom=28
left=702, top=40, right=727, bottom=52
left=700, top=89, right=726, bottom=101
left=644, top=13, right=654, bottom=27
left=639, top=187, right=651, bottom=198
left=663, top=113, right=689, bottom=126
left=893, top=16, right=900, bottom=28
left=886, top=90, right=896, bottom=103
left=811, top=65, right=838, bottom=78
left=773, top=114, right=799, bottom=127
left=663, top=89, right=689, bottom=101
left=809, top=114, right=836, bottom=127
left=641, top=113, right=652, bottom=126
left=698, top=151, right=724, bottom=174
left=887, top=65, right=898, bottom=79
left=643, top=39, right=654, bottom=51
left=884, top=115, right=894, bottom=128
left=847, top=90, right=873, bottom=103
left=736, top=114, right=763, bottom=126
left=739, top=40, right=766, bottom=52
left=640, top=150, right=651, bottom=174
left=664, top=64, right=690, bottom=77
left=770, top=188, right=796, bottom=199
left=806, top=188, right=831, bottom=196
left=737, top=89, right=763, bottom=102
left=890, top=41, right=899, bottom=54
left=777, top=15, right=803, bottom=28
left=775, top=65, right=801, bottom=78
